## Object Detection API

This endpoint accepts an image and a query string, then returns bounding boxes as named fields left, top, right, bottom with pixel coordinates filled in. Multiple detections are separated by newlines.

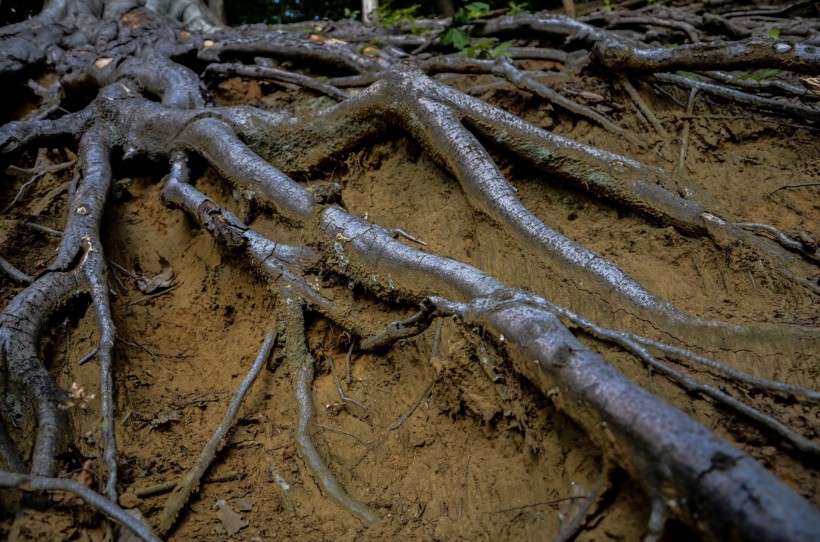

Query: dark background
left=0, top=1, right=566, bottom=26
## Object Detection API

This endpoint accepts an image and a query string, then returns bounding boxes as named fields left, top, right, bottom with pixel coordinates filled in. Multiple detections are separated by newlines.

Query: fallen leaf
left=215, top=500, right=249, bottom=537
left=149, top=409, right=180, bottom=429
left=76, top=459, right=95, bottom=488
left=137, top=257, right=174, bottom=294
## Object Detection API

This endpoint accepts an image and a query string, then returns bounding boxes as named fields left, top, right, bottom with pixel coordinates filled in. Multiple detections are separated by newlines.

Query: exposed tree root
left=1, top=0, right=818, bottom=540
left=155, top=330, right=275, bottom=536
left=0, top=471, right=160, bottom=542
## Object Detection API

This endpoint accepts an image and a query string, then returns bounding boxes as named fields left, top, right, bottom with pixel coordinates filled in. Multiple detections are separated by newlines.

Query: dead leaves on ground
left=136, top=256, right=174, bottom=294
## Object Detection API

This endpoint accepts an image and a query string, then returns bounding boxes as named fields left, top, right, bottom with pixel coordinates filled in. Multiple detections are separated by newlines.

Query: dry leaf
left=215, top=500, right=249, bottom=537
left=137, top=257, right=174, bottom=294
left=800, top=77, right=820, bottom=96
left=77, top=459, right=95, bottom=488
left=149, top=409, right=180, bottom=429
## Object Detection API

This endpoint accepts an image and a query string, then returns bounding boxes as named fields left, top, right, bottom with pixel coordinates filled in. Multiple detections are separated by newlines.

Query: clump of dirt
left=1, top=65, right=818, bottom=542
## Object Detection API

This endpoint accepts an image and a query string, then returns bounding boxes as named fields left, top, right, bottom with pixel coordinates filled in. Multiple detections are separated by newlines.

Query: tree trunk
left=207, top=0, right=224, bottom=23
left=362, top=0, right=378, bottom=23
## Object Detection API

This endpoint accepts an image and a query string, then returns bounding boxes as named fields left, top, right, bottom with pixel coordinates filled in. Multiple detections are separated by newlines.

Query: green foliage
left=507, top=2, right=530, bottom=15
left=453, top=2, right=491, bottom=25
left=602, top=0, right=613, bottom=13
left=343, top=7, right=360, bottom=20
left=737, top=69, right=782, bottom=82
left=464, top=38, right=514, bottom=59
left=767, top=28, right=781, bottom=39
left=441, top=2, right=516, bottom=57
left=441, top=28, right=472, bottom=50
left=375, top=1, right=421, bottom=26
left=464, top=2, right=491, bottom=19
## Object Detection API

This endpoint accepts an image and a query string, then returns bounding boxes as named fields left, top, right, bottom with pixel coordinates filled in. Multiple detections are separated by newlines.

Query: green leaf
left=441, top=28, right=471, bottom=50
left=465, top=2, right=491, bottom=19
left=737, top=69, right=782, bottom=82
left=490, top=40, right=514, bottom=58
left=508, top=2, right=529, bottom=15
left=767, top=28, right=780, bottom=39
left=452, top=8, right=470, bottom=26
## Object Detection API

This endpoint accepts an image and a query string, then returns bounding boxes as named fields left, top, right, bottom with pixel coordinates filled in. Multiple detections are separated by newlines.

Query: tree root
left=0, top=470, right=160, bottom=542
left=1, top=1, right=819, bottom=540
left=279, top=286, right=377, bottom=525
left=155, top=330, right=276, bottom=537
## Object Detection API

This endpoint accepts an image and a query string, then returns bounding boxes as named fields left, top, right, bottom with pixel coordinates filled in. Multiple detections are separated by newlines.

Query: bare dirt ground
left=1, top=62, right=817, bottom=540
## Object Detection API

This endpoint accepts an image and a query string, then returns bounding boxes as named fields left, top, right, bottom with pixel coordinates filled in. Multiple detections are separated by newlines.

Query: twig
left=2, top=159, right=75, bottom=213
left=327, top=356, right=368, bottom=418
left=734, top=222, right=819, bottom=262
left=359, top=300, right=437, bottom=351
left=126, top=284, right=179, bottom=306
left=677, top=87, right=698, bottom=172
left=543, top=300, right=820, bottom=455
left=77, top=346, right=99, bottom=366
left=555, top=469, right=608, bottom=542
left=314, top=423, right=368, bottom=446
left=494, top=495, right=589, bottom=513
left=280, top=287, right=377, bottom=524
left=131, top=471, right=241, bottom=498
left=388, top=228, right=427, bottom=246
left=652, top=72, right=820, bottom=121
left=0, top=470, right=160, bottom=542
left=205, top=63, right=349, bottom=100
left=621, top=78, right=668, bottom=138
left=773, top=182, right=820, bottom=192
left=628, top=335, right=820, bottom=402
left=389, top=380, right=435, bottom=431
left=0, top=256, right=33, bottom=284
left=155, top=330, right=276, bottom=537
left=23, top=222, right=63, bottom=237
left=31, top=181, right=71, bottom=216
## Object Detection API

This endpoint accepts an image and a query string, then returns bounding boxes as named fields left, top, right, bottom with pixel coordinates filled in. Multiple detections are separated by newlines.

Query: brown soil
left=1, top=71, right=818, bottom=541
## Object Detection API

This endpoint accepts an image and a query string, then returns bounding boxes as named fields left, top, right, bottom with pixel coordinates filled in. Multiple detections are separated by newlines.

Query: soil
left=1, top=62, right=818, bottom=542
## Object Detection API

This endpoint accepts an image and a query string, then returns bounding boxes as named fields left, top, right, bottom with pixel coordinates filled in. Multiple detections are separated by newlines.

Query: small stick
left=677, top=87, right=698, bottom=172
left=127, top=284, right=179, bottom=306
left=132, top=471, right=241, bottom=498
left=389, top=323, right=439, bottom=431
left=621, top=78, right=668, bottom=138
left=24, top=222, right=63, bottom=237
left=494, top=495, right=588, bottom=513
left=359, top=300, right=437, bottom=351
left=77, top=346, right=99, bottom=366
left=389, top=380, right=434, bottom=431
left=2, top=159, right=75, bottom=213
left=734, top=222, right=819, bottom=262
left=314, top=423, right=367, bottom=446
left=327, top=356, right=368, bottom=418
left=555, top=470, right=608, bottom=542
left=0, top=470, right=160, bottom=542
left=773, top=182, right=820, bottom=192
left=155, top=330, right=276, bottom=537
left=0, top=256, right=34, bottom=284
left=388, top=228, right=427, bottom=246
